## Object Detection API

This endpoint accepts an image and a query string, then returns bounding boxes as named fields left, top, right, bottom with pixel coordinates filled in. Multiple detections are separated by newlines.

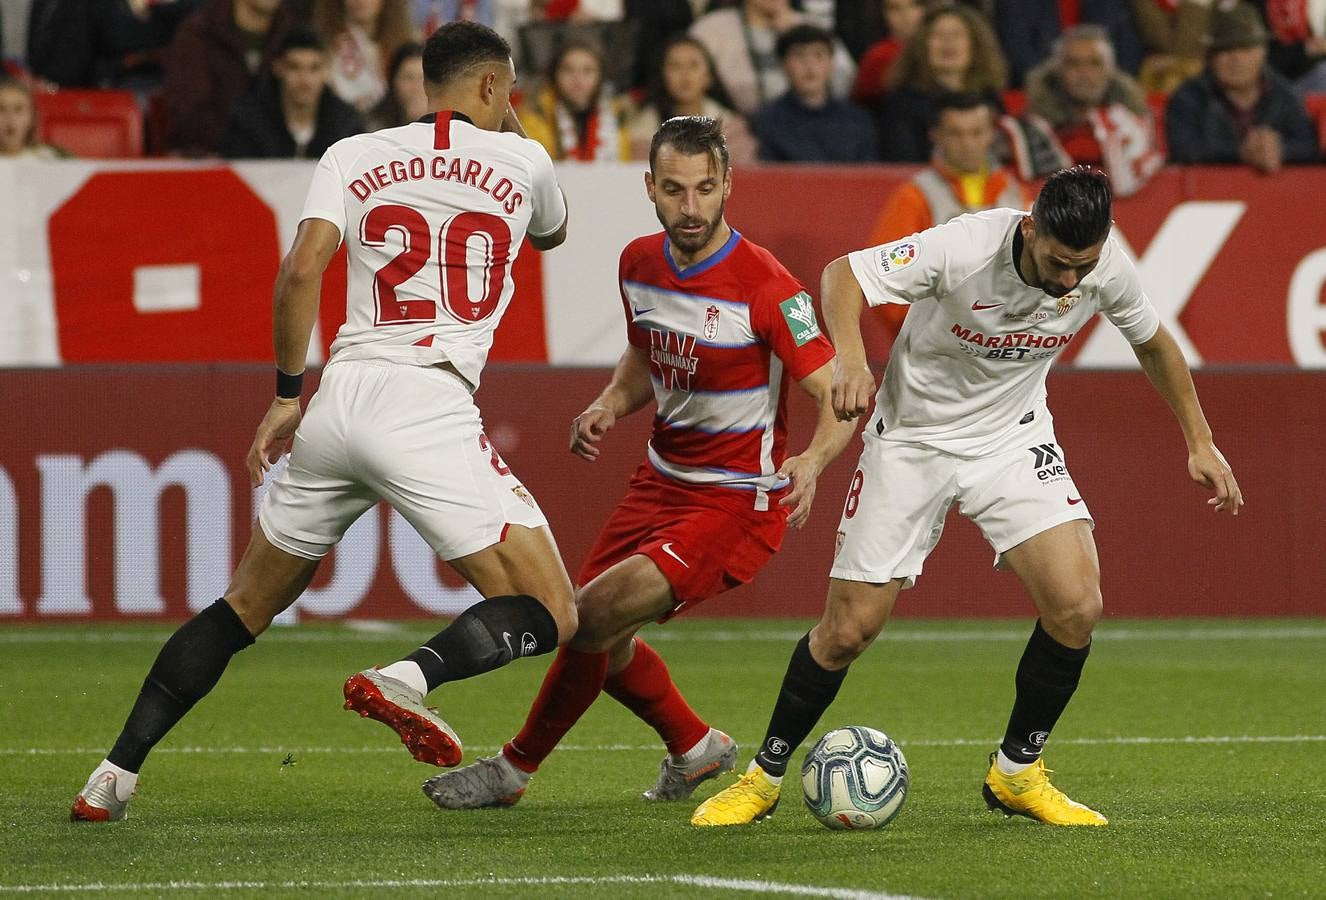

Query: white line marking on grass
left=0, top=874, right=922, bottom=899
left=5, top=735, right=1323, bottom=757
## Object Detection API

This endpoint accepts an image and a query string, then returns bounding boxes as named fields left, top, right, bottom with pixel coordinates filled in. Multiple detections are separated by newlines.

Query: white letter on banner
left=1076, top=202, right=1246, bottom=367
left=388, top=507, right=481, bottom=616
left=36, top=450, right=230, bottom=616
left=1287, top=248, right=1326, bottom=368
left=0, top=466, right=19, bottom=615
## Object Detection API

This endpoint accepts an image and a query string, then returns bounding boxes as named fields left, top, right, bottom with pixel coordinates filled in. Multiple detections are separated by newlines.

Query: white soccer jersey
left=847, top=208, right=1160, bottom=457
left=300, top=111, right=566, bottom=389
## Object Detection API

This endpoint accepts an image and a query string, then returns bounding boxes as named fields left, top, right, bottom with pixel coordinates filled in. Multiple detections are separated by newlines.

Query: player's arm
left=778, top=361, right=858, bottom=529
left=820, top=255, right=877, bottom=422
left=528, top=198, right=568, bottom=251
left=570, top=344, right=654, bottom=461
left=245, top=218, right=342, bottom=487
left=1131, top=323, right=1243, bottom=515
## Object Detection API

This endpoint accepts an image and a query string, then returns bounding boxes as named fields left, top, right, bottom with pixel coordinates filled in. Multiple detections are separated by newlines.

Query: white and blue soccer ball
left=800, top=726, right=908, bottom=830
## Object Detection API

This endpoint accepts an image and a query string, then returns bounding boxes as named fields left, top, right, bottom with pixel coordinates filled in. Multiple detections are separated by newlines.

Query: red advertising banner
left=3, top=366, right=1321, bottom=622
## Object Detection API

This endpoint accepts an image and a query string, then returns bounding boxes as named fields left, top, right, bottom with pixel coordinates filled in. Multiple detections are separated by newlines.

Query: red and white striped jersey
left=620, top=230, right=835, bottom=508
left=300, top=111, right=566, bottom=389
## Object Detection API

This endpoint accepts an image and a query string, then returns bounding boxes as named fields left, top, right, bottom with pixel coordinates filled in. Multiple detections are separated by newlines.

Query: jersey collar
left=415, top=110, right=475, bottom=126
left=664, top=227, right=742, bottom=281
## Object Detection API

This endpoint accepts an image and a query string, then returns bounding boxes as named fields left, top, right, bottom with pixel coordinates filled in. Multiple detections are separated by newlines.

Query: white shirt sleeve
left=299, top=147, right=347, bottom=239
left=846, top=230, right=946, bottom=308
left=525, top=140, right=567, bottom=238
left=1096, top=239, right=1160, bottom=345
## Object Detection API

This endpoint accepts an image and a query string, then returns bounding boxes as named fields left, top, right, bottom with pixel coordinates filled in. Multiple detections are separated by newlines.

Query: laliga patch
left=875, top=240, right=919, bottom=275
left=780, top=291, right=822, bottom=346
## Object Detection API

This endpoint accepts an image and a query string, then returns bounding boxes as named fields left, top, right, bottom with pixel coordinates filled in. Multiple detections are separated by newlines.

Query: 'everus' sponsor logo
left=1028, top=443, right=1069, bottom=483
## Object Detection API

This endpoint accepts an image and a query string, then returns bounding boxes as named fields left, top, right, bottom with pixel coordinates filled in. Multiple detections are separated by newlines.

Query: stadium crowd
left=1, top=0, right=1324, bottom=187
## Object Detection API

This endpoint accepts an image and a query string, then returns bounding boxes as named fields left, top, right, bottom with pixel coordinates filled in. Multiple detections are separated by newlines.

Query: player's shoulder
left=903, top=207, right=1021, bottom=276
left=619, top=231, right=667, bottom=273
left=457, top=121, right=551, bottom=168
left=728, top=232, right=801, bottom=298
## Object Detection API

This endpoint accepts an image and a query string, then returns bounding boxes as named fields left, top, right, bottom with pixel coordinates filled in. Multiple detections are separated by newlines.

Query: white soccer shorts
left=259, top=359, right=547, bottom=561
left=829, top=422, right=1093, bottom=587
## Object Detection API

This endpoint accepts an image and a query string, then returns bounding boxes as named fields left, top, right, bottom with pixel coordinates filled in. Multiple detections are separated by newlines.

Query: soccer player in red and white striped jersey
left=422, top=115, right=858, bottom=810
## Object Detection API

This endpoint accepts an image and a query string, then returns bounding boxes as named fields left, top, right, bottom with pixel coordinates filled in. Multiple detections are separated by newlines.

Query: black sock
left=405, top=594, right=558, bottom=692
left=753, top=634, right=849, bottom=777
left=999, top=619, right=1090, bottom=765
left=107, top=598, right=255, bottom=773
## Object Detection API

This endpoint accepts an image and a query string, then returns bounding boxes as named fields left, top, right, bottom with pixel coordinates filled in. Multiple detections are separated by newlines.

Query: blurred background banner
left=1, top=160, right=1324, bottom=368
left=2, top=366, right=1322, bottom=622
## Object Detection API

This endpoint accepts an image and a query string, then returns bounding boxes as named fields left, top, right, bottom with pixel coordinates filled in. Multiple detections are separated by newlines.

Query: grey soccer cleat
left=643, top=728, right=738, bottom=802
left=70, top=771, right=134, bottom=822
left=343, top=668, right=462, bottom=767
left=422, top=754, right=529, bottom=810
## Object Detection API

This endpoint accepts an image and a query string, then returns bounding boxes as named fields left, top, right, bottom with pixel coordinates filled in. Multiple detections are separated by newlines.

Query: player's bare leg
left=345, top=525, right=577, bottom=767
left=72, top=528, right=319, bottom=821
left=693, top=577, right=903, bottom=826
left=982, top=520, right=1108, bottom=826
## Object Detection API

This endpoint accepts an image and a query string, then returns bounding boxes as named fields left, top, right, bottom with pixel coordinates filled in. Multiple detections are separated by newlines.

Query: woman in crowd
left=366, top=41, right=428, bottom=129
left=853, top=0, right=932, bottom=106
left=0, top=77, right=65, bottom=158
left=312, top=0, right=419, bottom=113
left=880, top=3, right=1007, bottom=160
left=628, top=34, right=755, bottom=165
left=518, top=39, right=630, bottom=161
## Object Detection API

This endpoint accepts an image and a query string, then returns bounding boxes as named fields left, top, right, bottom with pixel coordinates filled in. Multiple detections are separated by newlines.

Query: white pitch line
left=0, top=874, right=922, bottom=899
left=4, top=734, right=1322, bottom=757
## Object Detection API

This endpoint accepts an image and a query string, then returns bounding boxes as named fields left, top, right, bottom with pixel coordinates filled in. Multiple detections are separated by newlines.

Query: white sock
left=996, top=749, right=1035, bottom=776
left=747, top=758, right=782, bottom=786
left=672, top=729, right=714, bottom=765
left=377, top=661, right=428, bottom=696
left=92, top=759, right=138, bottom=802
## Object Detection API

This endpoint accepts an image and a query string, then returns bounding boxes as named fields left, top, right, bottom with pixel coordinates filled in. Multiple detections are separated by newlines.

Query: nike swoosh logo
left=1067, top=496, right=1084, bottom=505
left=502, top=631, right=513, bottom=655
left=632, top=306, right=656, bottom=317
left=971, top=301, right=1002, bottom=311
left=660, top=542, right=689, bottom=568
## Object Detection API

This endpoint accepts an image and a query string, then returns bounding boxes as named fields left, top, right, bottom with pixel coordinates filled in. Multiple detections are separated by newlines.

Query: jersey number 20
left=360, top=204, right=512, bottom=326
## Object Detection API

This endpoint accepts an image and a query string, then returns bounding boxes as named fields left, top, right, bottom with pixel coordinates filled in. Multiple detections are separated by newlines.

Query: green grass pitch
left=2, top=619, right=1323, bottom=899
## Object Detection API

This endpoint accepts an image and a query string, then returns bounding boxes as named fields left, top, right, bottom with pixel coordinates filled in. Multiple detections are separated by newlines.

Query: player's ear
left=644, top=170, right=656, bottom=202
left=721, top=164, right=733, bottom=199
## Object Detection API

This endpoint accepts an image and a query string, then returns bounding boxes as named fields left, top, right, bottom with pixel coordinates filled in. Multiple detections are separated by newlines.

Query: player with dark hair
left=420, top=115, right=857, bottom=810
left=72, top=20, right=575, bottom=822
left=694, top=165, right=1243, bottom=827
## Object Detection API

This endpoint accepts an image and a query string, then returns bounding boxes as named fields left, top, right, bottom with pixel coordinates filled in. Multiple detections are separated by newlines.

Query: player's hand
left=777, top=454, right=822, bottom=530
left=501, top=103, right=527, bottom=138
left=570, top=404, right=615, bottom=461
left=831, top=359, right=875, bottom=422
left=1187, top=442, right=1243, bottom=516
left=246, top=398, right=302, bottom=487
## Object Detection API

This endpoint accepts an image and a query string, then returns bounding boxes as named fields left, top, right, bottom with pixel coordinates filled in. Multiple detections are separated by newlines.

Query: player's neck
left=430, top=96, right=489, bottom=130
left=671, top=221, right=733, bottom=271
left=1013, top=227, right=1036, bottom=288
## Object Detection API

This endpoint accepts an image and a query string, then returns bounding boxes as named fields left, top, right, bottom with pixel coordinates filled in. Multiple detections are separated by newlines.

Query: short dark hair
left=277, top=27, right=326, bottom=57
left=776, top=24, right=835, bottom=59
left=1032, top=165, right=1113, bottom=249
left=927, top=90, right=994, bottom=128
left=422, top=20, right=512, bottom=86
left=649, top=115, right=729, bottom=172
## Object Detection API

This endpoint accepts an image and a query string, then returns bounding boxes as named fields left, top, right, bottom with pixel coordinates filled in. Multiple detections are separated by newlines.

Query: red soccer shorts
left=577, top=463, right=789, bottom=620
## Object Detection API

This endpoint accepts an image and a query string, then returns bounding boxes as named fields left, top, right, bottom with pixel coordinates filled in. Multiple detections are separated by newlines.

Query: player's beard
left=661, top=199, right=725, bottom=255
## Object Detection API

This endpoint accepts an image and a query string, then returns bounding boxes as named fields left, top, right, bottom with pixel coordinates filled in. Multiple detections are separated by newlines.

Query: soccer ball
left=800, top=726, right=908, bottom=830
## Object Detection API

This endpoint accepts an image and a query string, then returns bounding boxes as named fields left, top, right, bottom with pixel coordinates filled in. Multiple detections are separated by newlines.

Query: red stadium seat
left=1303, top=93, right=1326, bottom=153
left=35, top=90, right=144, bottom=159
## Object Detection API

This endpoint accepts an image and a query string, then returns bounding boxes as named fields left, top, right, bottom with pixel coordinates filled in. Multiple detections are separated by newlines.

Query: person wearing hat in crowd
left=1164, top=1, right=1319, bottom=171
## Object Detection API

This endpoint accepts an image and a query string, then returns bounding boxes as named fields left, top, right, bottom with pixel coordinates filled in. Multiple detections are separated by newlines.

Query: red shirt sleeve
left=752, top=273, right=836, bottom=382
left=619, top=248, right=649, bottom=350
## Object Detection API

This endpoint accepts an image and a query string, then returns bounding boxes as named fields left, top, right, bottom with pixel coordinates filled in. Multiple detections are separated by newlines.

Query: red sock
left=503, top=646, right=609, bottom=774
left=603, top=639, right=709, bottom=755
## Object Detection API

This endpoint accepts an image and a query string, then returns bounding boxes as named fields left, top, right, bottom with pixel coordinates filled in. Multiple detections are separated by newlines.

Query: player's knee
left=542, top=583, right=578, bottom=645
left=220, top=590, right=277, bottom=638
left=812, top=619, right=880, bottom=669
left=569, top=585, right=616, bottom=647
left=1043, top=583, right=1102, bottom=645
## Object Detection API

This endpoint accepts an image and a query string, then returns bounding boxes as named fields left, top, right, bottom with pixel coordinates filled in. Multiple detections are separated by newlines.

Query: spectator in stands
left=628, top=34, right=756, bottom=165
left=868, top=91, right=1028, bottom=333
left=624, top=0, right=695, bottom=91
left=853, top=0, right=931, bottom=106
left=222, top=28, right=363, bottom=158
left=364, top=41, right=425, bottom=129
left=26, top=0, right=201, bottom=90
left=1026, top=24, right=1161, bottom=196
left=1166, top=2, right=1319, bottom=171
left=164, top=0, right=297, bottom=156
left=1262, top=0, right=1326, bottom=90
left=312, top=0, right=418, bottom=113
left=993, top=0, right=1147, bottom=85
left=518, top=38, right=629, bottom=160
left=410, top=0, right=497, bottom=35
left=751, top=24, right=877, bottom=162
left=689, top=0, right=856, bottom=116
left=0, top=75, right=66, bottom=157
left=1131, top=0, right=1212, bottom=93
left=880, top=3, right=1006, bottom=161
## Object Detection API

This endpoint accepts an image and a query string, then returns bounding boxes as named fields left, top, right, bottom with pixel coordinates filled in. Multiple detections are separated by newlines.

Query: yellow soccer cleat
left=982, top=753, right=1108, bottom=826
left=690, top=765, right=781, bottom=827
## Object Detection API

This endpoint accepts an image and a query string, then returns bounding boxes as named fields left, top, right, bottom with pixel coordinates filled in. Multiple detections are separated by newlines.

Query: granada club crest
left=704, top=304, right=720, bottom=341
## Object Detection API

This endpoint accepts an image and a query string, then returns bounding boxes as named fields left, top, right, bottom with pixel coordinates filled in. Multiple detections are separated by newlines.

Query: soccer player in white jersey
left=71, top=22, right=577, bottom=822
left=693, top=166, right=1244, bottom=828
